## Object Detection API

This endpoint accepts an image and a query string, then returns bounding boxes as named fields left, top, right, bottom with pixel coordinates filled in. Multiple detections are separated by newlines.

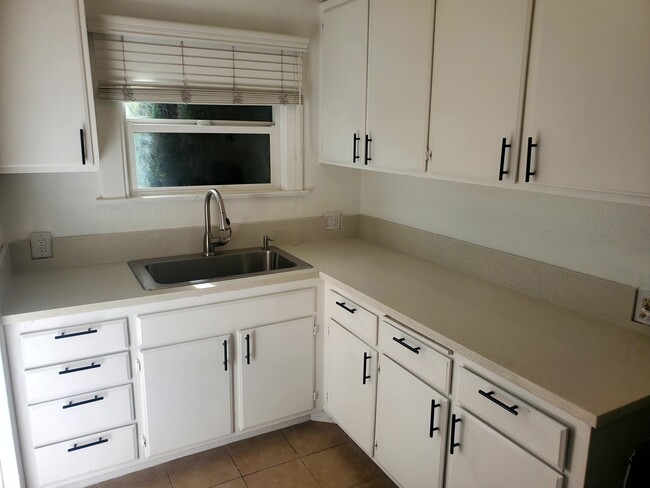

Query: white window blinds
left=87, top=16, right=308, bottom=105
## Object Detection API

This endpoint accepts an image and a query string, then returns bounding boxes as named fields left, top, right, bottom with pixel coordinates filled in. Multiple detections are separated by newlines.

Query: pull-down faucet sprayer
left=203, top=188, right=232, bottom=256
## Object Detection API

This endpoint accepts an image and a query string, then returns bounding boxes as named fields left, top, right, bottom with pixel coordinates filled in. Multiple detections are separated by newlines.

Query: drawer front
left=379, top=320, right=451, bottom=394
left=456, top=366, right=568, bottom=470
left=138, top=287, right=316, bottom=348
left=21, top=319, right=128, bottom=369
left=34, top=424, right=137, bottom=486
left=328, top=290, right=378, bottom=344
left=25, top=352, right=131, bottom=405
left=29, top=384, right=135, bottom=447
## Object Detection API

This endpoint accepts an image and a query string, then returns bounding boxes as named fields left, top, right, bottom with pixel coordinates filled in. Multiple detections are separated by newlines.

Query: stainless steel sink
left=128, top=247, right=312, bottom=290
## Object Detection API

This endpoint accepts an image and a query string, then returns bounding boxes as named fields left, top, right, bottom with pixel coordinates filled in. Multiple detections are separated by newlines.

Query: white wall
left=361, top=172, right=650, bottom=287
left=0, top=0, right=361, bottom=243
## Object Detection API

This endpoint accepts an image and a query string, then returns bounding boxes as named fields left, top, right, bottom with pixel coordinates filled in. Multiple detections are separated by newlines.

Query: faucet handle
left=263, top=235, right=273, bottom=250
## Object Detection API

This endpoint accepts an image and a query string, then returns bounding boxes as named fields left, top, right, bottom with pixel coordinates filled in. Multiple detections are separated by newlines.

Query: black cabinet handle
left=335, top=301, right=356, bottom=314
left=353, top=133, right=360, bottom=162
left=362, top=352, right=371, bottom=385
left=62, top=395, right=104, bottom=410
left=245, top=334, right=251, bottom=365
left=80, top=128, right=86, bottom=165
left=223, top=339, right=228, bottom=372
left=55, top=328, right=98, bottom=340
left=59, top=362, right=101, bottom=375
left=68, top=437, right=108, bottom=453
left=478, top=389, right=519, bottom=416
left=392, top=336, right=421, bottom=354
left=450, top=414, right=461, bottom=455
left=364, top=134, right=372, bottom=165
left=525, top=137, right=538, bottom=182
left=498, top=137, right=511, bottom=181
left=429, top=399, right=440, bottom=437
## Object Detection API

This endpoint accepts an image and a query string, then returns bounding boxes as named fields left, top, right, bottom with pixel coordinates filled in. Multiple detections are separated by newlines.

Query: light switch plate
left=325, top=211, right=341, bottom=231
left=634, top=289, right=650, bottom=326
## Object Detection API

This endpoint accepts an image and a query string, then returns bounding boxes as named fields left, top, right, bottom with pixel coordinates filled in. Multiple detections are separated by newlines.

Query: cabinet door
left=375, top=355, right=447, bottom=488
left=238, top=318, right=315, bottom=430
left=446, top=408, right=563, bottom=488
left=428, top=0, right=531, bottom=183
left=320, top=0, right=369, bottom=165
left=325, top=320, right=376, bottom=455
left=365, top=0, right=434, bottom=172
left=0, top=0, right=97, bottom=173
left=140, top=335, right=232, bottom=457
left=520, top=0, right=650, bottom=197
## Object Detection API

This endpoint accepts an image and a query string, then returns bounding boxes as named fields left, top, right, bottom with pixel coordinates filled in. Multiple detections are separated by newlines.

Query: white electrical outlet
left=634, top=289, right=650, bottom=326
left=325, top=211, right=342, bottom=231
left=30, top=232, right=53, bottom=259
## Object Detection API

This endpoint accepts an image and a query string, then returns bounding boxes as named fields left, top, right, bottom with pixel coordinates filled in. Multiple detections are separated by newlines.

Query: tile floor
left=95, top=421, right=397, bottom=488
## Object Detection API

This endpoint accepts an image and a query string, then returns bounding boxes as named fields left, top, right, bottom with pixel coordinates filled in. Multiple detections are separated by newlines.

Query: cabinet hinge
left=136, top=358, right=142, bottom=373
left=374, top=440, right=378, bottom=450
left=313, top=324, right=318, bottom=336
left=141, top=434, right=147, bottom=448
left=326, top=392, right=329, bottom=402
left=377, top=363, right=381, bottom=374
left=313, top=390, right=318, bottom=401
left=426, top=148, right=432, bottom=162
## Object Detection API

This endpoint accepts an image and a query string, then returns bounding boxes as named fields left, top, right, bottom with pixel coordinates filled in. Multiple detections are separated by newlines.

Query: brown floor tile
left=95, top=465, right=171, bottom=488
left=213, top=479, right=247, bottom=488
left=226, top=431, right=298, bottom=476
left=353, top=476, right=398, bottom=488
left=302, top=442, right=383, bottom=488
left=281, top=420, right=349, bottom=456
left=243, top=459, right=320, bottom=488
left=166, top=447, right=240, bottom=488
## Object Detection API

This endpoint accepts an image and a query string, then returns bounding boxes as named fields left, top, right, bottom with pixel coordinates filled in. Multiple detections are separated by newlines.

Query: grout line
left=164, top=463, right=175, bottom=488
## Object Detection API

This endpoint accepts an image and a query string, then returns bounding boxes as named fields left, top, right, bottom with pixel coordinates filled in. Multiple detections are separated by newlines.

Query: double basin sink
left=129, top=246, right=312, bottom=291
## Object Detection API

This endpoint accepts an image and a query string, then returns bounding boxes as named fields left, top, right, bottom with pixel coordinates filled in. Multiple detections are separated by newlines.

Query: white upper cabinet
left=520, top=0, right=650, bottom=198
left=320, top=0, right=434, bottom=172
left=428, top=0, right=532, bottom=183
left=0, top=0, right=98, bottom=173
left=320, top=0, right=369, bottom=165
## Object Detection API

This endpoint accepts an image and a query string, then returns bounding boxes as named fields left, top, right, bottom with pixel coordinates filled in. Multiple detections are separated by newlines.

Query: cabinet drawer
left=328, top=290, right=378, bottom=344
left=379, top=319, right=451, bottom=394
left=456, top=366, right=568, bottom=470
left=29, top=384, right=135, bottom=447
left=138, top=287, right=316, bottom=348
left=25, top=352, right=131, bottom=405
left=21, top=319, right=128, bottom=369
left=34, top=424, right=137, bottom=486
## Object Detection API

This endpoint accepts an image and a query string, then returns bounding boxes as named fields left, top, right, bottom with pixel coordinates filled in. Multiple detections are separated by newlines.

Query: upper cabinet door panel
left=521, top=0, right=650, bottom=196
left=320, top=0, right=369, bottom=165
left=429, top=0, right=531, bottom=182
left=0, top=0, right=97, bottom=173
left=365, top=0, right=434, bottom=172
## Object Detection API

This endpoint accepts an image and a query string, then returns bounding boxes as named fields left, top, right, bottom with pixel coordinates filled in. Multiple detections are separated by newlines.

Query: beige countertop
left=2, top=238, right=649, bottom=428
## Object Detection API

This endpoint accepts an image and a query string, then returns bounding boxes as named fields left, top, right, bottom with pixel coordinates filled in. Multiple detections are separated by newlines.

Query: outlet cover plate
left=634, top=289, right=650, bottom=326
left=30, top=232, right=53, bottom=259
left=325, top=211, right=341, bottom=231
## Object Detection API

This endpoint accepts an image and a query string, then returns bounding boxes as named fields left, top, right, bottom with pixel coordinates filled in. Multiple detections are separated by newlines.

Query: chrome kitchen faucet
left=202, top=188, right=232, bottom=256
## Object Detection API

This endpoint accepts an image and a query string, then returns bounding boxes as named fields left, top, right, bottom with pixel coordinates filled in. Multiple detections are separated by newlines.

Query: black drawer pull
left=392, top=336, right=421, bottom=354
left=223, top=339, right=229, bottom=371
left=62, top=395, right=104, bottom=410
left=335, top=301, right=356, bottom=314
left=353, top=133, right=360, bottom=162
left=362, top=352, right=371, bottom=385
left=498, top=137, right=511, bottom=181
left=68, top=437, right=108, bottom=453
left=364, top=134, right=372, bottom=165
left=55, top=328, right=98, bottom=340
left=478, top=389, right=519, bottom=416
left=525, top=136, right=538, bottom=182
left=429, top=399, right=440, bottom=437
left=59, top=362, right=101, bottom=375
left=450, top=414, right=461, bottom=455
left=245, top=334, right=251, bottom=365
left=80, top=128, right=86, bottom=165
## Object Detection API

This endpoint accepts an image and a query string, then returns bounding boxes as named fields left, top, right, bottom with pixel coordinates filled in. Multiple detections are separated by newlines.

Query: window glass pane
left=133, top=132, right=271, bottom=188
left=125, top=103, right=273, bottom=122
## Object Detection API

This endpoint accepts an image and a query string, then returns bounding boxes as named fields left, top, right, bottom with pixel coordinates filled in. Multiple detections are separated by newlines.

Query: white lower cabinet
left=374, top=355, right=447, bottom=488
left=446, top=407, right=564, bottom=488
left=238, top=317, right=315, bottom=430
left=140, top=335, right=233, bottom=457
left=325, top=319, right=377, bottom=455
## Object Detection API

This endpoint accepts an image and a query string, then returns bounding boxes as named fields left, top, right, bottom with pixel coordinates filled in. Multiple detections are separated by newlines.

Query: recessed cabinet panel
left=320, top=0, right=369, bottom=165
left=141, top=336, right=232, bottom=457
left=375, top=355, right=447, bottom=488
left=365, top=0, right=434, bottom=172
left=521, top=0, right=650, bottom=196
left=238, top=317, right=315, bottom=430
left=429, top=0, right=531, bottom=182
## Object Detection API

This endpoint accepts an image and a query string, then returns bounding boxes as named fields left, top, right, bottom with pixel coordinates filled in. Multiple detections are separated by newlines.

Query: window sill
left=96, top=189, right=311, bottom=204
